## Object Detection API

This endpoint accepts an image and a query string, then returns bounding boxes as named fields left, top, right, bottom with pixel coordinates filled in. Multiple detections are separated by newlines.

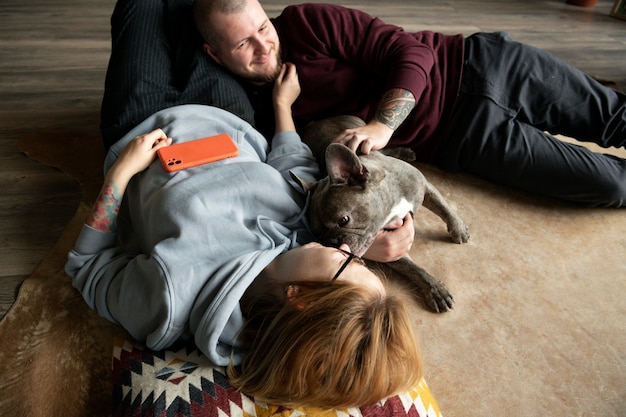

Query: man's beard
left=249, top=48, right=283, bottom=84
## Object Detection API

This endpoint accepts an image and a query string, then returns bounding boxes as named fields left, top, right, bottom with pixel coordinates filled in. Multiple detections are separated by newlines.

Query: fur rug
left=0, top=132, right=128, bottom=417
left=0, top=131, right=624, bottom=417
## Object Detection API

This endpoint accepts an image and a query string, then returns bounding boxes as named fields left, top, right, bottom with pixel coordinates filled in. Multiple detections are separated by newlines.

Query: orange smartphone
left=157, top=134, right=238, bottom=172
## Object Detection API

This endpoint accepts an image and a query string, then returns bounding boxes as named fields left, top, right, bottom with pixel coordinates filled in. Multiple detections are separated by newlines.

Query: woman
left=66, top=10, right=422, bottom=403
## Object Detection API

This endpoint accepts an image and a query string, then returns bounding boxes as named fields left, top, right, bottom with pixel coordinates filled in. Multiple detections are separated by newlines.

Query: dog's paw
left=380, top=147, right=416, bottom=162
left=448, top=221, right=470, bottom=244
left=386, top=257, right=455, bottom=313
left=423, top=282, right=455, bottom=313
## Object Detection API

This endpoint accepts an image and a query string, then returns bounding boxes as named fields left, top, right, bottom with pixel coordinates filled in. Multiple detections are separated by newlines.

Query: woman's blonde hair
left=229, top=278, right=422, bottom=408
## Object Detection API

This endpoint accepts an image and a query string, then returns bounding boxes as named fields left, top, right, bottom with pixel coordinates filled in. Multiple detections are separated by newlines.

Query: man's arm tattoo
left=376, top=88, right=416, bottom=130
left=87, top=179, right=123, bottom=233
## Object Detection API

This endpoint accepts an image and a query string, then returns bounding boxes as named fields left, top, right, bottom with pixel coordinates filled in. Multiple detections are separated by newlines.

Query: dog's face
left=295, top=143, right=388, bottom=256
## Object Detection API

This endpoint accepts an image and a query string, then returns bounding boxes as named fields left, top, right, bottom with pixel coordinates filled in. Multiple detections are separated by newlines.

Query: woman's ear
left=203, top=43, right=222, bottom=65
left=285, top=285, right=308, bottom=311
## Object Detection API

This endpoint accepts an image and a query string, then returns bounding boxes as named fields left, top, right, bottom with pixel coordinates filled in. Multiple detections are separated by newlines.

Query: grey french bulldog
left=292, top=115, right=470, bottom=313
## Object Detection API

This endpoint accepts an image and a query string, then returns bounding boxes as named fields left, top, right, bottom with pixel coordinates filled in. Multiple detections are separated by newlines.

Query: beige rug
left=0, top=131, right=624, bottom=417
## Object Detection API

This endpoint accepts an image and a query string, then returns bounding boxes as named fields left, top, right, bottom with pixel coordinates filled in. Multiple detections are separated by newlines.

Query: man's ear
left=203, top=43, right=222, bottom=64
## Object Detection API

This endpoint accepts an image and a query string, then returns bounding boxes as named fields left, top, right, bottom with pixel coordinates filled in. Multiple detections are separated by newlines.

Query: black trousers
left=99, top=0, right=254, bottom=150
left=437, top=32, right=626, bottom=207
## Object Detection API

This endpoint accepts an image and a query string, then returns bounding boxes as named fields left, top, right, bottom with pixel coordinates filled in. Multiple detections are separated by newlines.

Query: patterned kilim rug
left=0, top=131, right=625, bottom=417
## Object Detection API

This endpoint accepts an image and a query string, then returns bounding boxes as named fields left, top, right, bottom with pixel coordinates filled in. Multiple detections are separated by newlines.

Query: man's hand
left=363, top=213, right=415, bottom=262
left=332, top=88, right=416, bottom=155
left=331, top=120, right=392, bottom=155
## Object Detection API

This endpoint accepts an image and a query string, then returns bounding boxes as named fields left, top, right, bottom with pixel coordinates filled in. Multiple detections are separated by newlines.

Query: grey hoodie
left=65, top=105, right=319, bottom=365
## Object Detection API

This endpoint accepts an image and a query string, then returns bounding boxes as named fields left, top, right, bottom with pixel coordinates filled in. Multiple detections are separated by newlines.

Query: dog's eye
left=337, top=215, right=350, bottom=227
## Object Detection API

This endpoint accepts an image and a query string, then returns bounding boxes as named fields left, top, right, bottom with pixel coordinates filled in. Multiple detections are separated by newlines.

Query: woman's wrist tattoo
left=87, top=179, right=122, bottom=233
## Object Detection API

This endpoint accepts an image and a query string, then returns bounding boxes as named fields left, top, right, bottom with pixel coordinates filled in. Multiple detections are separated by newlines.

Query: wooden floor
left=0, top=0, right=624, bottom=320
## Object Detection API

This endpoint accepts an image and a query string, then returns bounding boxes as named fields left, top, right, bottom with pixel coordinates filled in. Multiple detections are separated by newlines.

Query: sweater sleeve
left=65, top=224, right=183, bottom=349
left=267, top=130, right=320, bottom=186
left=279, top=4, right=435, bottom=102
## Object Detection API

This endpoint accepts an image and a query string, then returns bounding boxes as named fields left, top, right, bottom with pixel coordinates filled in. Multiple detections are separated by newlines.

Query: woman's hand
left=273, top=63, right=300, bottom=133
left=273, top=62, right=301, bottom=109
left=87, top=130, right=172, bottom=233
left=111, top=129, right=172, bottom=181
left=363, top=213, right=415, bottom=262
left=331, top=120, right=393, bottom=155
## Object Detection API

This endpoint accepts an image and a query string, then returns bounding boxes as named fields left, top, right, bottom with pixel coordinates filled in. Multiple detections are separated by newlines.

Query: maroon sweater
left=272, top=3, right=465, bottom=161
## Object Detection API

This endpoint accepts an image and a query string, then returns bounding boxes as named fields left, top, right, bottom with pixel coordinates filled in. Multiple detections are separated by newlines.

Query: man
left=193, top=0, right=626, bottom=207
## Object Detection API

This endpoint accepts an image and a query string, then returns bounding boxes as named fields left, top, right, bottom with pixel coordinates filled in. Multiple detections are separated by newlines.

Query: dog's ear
left=325, top=143, right=369, bottom=185
left=289, top=170, right=318, bottom=193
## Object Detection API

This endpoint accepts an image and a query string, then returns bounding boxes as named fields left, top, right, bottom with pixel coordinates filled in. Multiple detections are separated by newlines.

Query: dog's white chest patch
left=383, top=198, right=414, bottom=225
